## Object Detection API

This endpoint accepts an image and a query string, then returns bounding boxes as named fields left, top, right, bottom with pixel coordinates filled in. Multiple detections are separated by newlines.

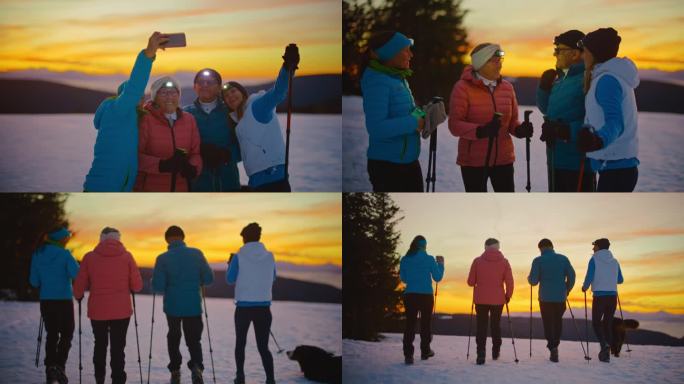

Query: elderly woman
left=73, top=227, right=143, bottom=384
left=221, top=45, right=299, bottom=192
left=448, top=43, right=533, bottom=192
left=133, top=76, right=202, bottom=192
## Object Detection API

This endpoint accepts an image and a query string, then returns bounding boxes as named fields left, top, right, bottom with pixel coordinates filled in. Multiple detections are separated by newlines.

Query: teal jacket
left=528, top=249, right=576, bottom=303
left=536, top=62, right=591, bottom=171
left=84, top=50, right=153, bottom=191
left=29, top=243, right=80, bottom=300
left=399, top=250, right=444, bottom=294
left=183, top=100, right=242, bottom=191
left=152, top=240, right=214, bottom=317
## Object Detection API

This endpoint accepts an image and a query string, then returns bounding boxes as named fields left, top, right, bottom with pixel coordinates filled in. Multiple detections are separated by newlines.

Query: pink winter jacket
left=73, top=239, right=143, bottom=321
left=133, top=102, right=202, bottom=192
left=448, top=66, right=521, bottom=167
left=467, top=248, right=514, bottom=305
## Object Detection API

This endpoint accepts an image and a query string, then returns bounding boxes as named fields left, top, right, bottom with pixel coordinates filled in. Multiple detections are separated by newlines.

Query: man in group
left=152, top=226, right=214, bottom=383
left=184, top=68, right=242, bottom=191
left=536, top=30, right=596, bottom=192
left=528, top=238, right=576, bottom=362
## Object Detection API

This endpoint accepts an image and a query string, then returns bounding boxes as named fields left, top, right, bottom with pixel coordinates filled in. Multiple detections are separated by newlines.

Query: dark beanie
left=165, top=225, right=185, bottom=239
left=222, top=81, right=249, bottom=100
left=581, top=28, right=621, bottom=63
left=592, top=238, right=610, bottom=250
left=194, top=68, right=222, bottom=85
left=554, top=30, right=585, bottom=49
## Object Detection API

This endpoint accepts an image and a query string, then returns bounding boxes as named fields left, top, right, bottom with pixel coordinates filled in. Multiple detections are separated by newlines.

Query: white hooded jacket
left=235, top=241, right=276, bottom=302
left=589, top=249, right=620, bottom=292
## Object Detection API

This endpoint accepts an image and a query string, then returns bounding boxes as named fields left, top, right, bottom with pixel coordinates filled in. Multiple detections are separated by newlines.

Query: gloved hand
left=540, top=120, right=570, bottom=143
left=577, top=126, right=603, bottom=152
left=514, top=121, right=534, bottom=138
left=435, top=255, right=444, bottom=264
left=200, top=143, right=224, bottom=169
left=476, top=117, right=501, bottom=139
left=179, top=159, right=197, bottom=180
left=159, top=150, right=185, bottom=173
left=582, top=286, right=588, bottom=293
left=539, top=68, right=557, bottom=92
left=283, top=44, right=299, bottom=71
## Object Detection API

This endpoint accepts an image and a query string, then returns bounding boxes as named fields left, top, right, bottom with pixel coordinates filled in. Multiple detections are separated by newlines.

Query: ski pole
left=146, top=293, right=156, bottom=384
left=524, top=110, right=533, bottom=192
left=131, top=292, right=143, bottom=384
left=617, top=292, right=632, bottom=355
left=504, top=302, right=519, bottom=363
left=566, top=298, right=591, bottom=361
left=201, top=286, right=217, bottom=383
left=529, top=285, right=532, bottom=358
left=35, top=315, right=44, bottom=368
left=284, top=43, right=297, bottom=181
left=584, top=291, right=590, bottom=358
left=270, top=330, right=285, bottom=354
left=466, top=295, right=474, bottom=360
left=78, top=298, right=83, bottom=384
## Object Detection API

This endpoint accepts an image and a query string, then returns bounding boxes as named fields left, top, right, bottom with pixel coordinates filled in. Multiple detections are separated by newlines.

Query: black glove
left=282, top=44, right=299, bottom=71
left=540, top=120, right=571, bottom=143
left=159, top=151, right=185, bottom=173
left=577, top=126, right=603, bottom=152
left=179, top=158, right=197, bottom=180
left=514, top=121, right=534, bottom=138
left=539, top=68, right=557, bottom=92
left=582, top=286, right=588, bottom=293
left=476, top=117, right=501, bottom=139
left=200, top=143, right=223, bottom=169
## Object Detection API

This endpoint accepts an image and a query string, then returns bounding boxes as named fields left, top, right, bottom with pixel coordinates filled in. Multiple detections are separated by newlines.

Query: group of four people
left=83, top=32, right=299, bottom=193
left=363, top=27, right=639, bottom=192
left=29, top=223, right=277, bottom=384
left=399, top=236, right=624, bottom=366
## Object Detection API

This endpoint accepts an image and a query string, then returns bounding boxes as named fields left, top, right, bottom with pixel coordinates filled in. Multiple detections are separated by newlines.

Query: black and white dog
left=287, top=345, right=341, bottom=384
left=611, top=317, right=639, bottom=357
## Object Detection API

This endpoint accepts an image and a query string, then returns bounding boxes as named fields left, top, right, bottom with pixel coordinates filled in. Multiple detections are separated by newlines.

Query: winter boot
left=46, top=366, right=60, bottom=384
left=170, top=369, right=181, bottom=384
left=476, top=349, right=485, bottom=365
left=598, top=344, right=610, bottom=363
left=112, top=372, right=127, bottom=384
left=550, top=347, right=559, bottom=363
left=55, top=366, right=68, bottom=384
left=492, top=345, right=500, bottom=360
left=191, top=365, right=204, bottom=384
left=233, top=374, right=246, bottom=384
left=421, top=349, right=435, bottom=360
left=404, top=355, right=414, bottom=365
left=265, top=379, right=276, bottom=384
left=95, top=376, right=105, bottom=384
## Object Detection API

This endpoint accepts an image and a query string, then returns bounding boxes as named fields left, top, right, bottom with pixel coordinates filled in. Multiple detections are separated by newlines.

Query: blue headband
left=48, top=228, right=71, bottom=241
left=375, top=32, right=413, bottom=62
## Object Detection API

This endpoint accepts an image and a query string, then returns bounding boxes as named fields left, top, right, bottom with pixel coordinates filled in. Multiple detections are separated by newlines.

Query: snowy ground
left=343, top=333, right=684, bottom=384
left=0, top=296, right=341, bottom=383
left=0, top=113, right=341, bottom=192
left=343, top=96, right=684, bottom=192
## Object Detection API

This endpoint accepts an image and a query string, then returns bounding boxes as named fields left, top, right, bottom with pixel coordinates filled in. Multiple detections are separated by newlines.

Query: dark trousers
left=475, top=304, right=503, bottom=352
left=91, top=317, right=130, bottom=383
left=461, top=164, right=514, bottom=192
left=367, top=159, right=423, bottom=192
left=166, top=315, right=204, bottom=371
left=551, top=168, right=596, bottom=192
left=235, top=307, right=274, bottom=381
left=592, top=296, right=617, bottom=348
left=403, top=293, right=434, bottom=357
left=40, top=300, right=74, bottom=369
left=539, top=301, right=566, bottom=349
left=597, top=167, right=638, bottom=192
left=254, top=178, right=292, bottom=192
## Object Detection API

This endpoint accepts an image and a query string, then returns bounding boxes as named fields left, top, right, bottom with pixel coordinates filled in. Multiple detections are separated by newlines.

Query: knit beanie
left=150, top=76, right=180, bottom=101
left=581, top=28, right=621, bottom=63
left=471, top=43, right=502, bottom=71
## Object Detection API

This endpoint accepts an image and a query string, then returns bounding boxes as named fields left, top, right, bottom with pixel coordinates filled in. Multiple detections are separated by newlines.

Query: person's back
left=468, top=247, right=514, bottom=305
left=529, top=248, right=575, bottom=302
left=233, top=241, right=275, bottom=303
left=30, top=243, right=79, bottom=300
left=399, top=249, right=443, bottom=294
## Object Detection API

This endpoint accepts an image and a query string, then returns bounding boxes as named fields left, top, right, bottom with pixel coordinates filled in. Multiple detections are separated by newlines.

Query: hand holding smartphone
left=162, top=33, right=187, bottom=48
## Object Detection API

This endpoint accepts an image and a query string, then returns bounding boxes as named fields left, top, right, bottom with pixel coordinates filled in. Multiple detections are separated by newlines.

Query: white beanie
left=150, top=76, right=181, bottom=101
left=471, top=43, right=502, bottom=71
left=100, top=227, right=121, bottom=242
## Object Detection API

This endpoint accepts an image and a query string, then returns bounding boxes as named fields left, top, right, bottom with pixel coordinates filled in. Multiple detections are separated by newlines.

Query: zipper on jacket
left=487, top=85, right=500, bottom=168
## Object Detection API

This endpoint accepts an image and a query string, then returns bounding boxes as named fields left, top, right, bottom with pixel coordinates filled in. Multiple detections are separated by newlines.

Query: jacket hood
left=94, top=238, right=127, bottom=257
left=480, top=248, right=504, bottom=262
left=593, top=249, right=615, bottom=264
left=240, top=242, right=271, bottom=261
left=593, top=57, right=639, bottom=89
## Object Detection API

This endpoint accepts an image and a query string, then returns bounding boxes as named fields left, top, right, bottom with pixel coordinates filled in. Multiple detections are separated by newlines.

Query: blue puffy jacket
left=536, top=62, right=591, bottom=171
left=399, top=250, right=444, bottom=294
left=84, top=50, right=154, bottom=191
left=152, top=240, right=214, bottom=317
left=29, top=243, right=79, bottom=300
left=528, top=249, right=576, bottom=303
left=361, top=67, right=420, bottom=164
left=183, top=100, right=242, bottom=191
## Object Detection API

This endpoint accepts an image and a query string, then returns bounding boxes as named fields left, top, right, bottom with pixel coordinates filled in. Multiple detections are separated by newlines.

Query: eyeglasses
left=157, top=88, right=178, bottom=97
left=196, top=79, right=218, bottom=86
left=553, top=47, right=575, bottom=55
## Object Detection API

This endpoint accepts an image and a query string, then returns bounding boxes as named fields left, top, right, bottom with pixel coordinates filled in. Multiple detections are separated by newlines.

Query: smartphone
left=163, top=33, right=186, bottom=48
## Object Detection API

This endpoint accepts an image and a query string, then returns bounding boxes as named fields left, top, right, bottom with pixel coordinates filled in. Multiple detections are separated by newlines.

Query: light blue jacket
left=84, top=50, right=153, bottom=191
left=152, top=240, right=214, bottom=317
left=361, top=67, right=420, bottom=164
left=399, top=250, right=444, bottom=295
left=528, top=249, right=576, bottom=303
left=29, top=243, right=79, bottom=300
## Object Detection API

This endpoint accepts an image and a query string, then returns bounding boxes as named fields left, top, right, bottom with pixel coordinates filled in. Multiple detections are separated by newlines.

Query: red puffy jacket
left=448, top=66, right=521, bottom=167
left=133, top=102, right=202, bottom=192
left=467, top=248, right=514, bottom=305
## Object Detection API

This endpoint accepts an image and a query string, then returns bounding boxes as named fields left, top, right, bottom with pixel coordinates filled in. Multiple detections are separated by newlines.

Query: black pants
left=166, top=315, right=204, bottom=371
left=254, top=178, right=292, bottom=192
left=551, top=168, right=596, bottom=192
left=367, top=159, right=423, bottom=192
left=91, top=317, right=130, bottom=383
left=592, top=296, right=617, bottom=348
left=40, top=300, right=74, bottom=370
left=597, top=167, right=638, bottom=192
left=403, top=293, right=434, bottom=357
left=539, top=301, right=566, bottom=349
left=461, top=164, right=514, bottom=192
left=475, top=304, right=503, bottom=352
left=235, top=307, right=274, bottom=381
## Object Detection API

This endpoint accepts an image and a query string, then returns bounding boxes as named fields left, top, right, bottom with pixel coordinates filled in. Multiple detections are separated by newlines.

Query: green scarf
left=368, top=59, right=413, bottom=79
